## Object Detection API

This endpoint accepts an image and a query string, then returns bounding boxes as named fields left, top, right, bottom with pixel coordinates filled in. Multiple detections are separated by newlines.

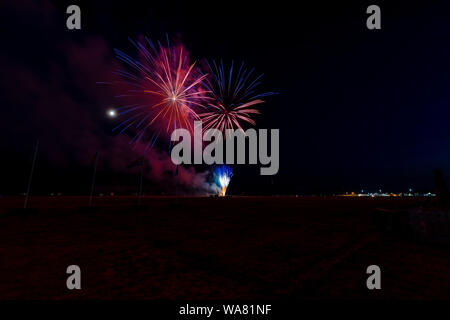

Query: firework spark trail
left=214, top=165, right=233, bottom=196
left=110, top=37, right=211, bottom=147
left=200, top=60, right=276, bottom=134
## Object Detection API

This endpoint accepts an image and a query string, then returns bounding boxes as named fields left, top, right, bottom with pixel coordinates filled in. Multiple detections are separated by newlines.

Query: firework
left=200, top=60, right=276, bottom=134
left=111, top=37, right=210, bottom=148
left=214, top=165, right=233, bottom=196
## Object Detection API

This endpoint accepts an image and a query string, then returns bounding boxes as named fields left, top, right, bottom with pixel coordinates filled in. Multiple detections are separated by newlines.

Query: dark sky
left=1, top=0, right=450, bottom=195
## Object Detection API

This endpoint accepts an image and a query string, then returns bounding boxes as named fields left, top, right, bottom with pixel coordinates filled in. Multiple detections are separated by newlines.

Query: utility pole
left=24, top=140, right=39, bottom=209
left=88, top=151, right=99, bottom=207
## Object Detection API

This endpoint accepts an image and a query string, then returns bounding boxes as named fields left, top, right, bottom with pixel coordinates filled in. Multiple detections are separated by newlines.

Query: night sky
left=1, top=0, right=450, bottom=195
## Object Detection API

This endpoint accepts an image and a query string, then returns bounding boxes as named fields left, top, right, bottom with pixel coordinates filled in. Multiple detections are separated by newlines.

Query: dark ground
left=0, top=196, right=449, bottom=299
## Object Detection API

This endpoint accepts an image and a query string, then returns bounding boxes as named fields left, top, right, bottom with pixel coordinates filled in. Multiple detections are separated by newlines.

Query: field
left=1, top=196, right=449, bottom=299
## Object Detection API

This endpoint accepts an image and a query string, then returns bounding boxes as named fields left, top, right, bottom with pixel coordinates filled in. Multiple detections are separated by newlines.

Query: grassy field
left=0, top=196, right=449, bottom=299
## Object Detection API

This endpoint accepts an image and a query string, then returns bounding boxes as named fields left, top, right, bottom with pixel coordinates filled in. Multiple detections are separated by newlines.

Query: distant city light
left=341, top=190, right=435, bottom=197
